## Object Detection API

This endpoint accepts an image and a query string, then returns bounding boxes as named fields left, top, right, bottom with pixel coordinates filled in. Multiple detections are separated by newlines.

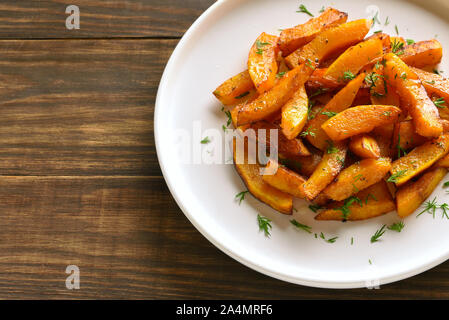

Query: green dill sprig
left=391, top=39, right=405, bottom=55
left=300, top=128, right=316, bottom=137
left=276, top=71, right=286, bottom=79
left=235, top=91, right=250, bottom=99
left=201, top=136, right=211, bottom=144
left=321, top=111, right=338, bottom=118
left=319, top=232, right=338, bottom=243
left=396, top=134, right=407, bottom=158
left=308, top=204, right=322, bottom=213
left=365, top=72, right=380, bottom=88
left=290, top=219, right=312, bottom=233
left=255, top=40, right=270, bottom=54
left=343, top=71, right=356, bottom=80
left=433, top=97, right=446, bottom=109
left=371, top=225, right=386, bottom=243
left=388, top=221, right=405, bottom=232
left=417, top=197, right=438, bottom=218
left=336, top=196, right=362, bottom=220
left=387, top=170, right=407, bottom=183
left=326, top=140, right=338, bottom=154
left=257, top=214, right=272, bottom=237
left=235, top=190, right=249, bottom=205
left=296, top=4, right=314, bottom=17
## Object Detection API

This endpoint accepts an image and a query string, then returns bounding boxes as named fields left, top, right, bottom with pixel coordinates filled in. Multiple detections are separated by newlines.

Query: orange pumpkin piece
left=323, top=157, right=392, bottom=201
left=213, top=70, right=257, bottom=106
left=412, top=67, right=449, bottom=103
left=262, top=159, right=307, bottom=199
left=279, top=7, right=348, bottom=56
left=280, top=149, right=323, bottom=177
left=243, top=120, right=311, bottom=158
left=281, top=84, right=308, bottom=140
left=400, top=39, right=443, bottom=68
left=349, top=135, right=380, bottom=159
left=321, top=105, right=401, bottom=141
left=396, top=167, right=447, bottom=218
left=305, top=73, right=365, bottom=150
left=369, top=64, right=401, bottom=107
left=248, top=33, right=280, bottom=94
left=235, top=63, right=315, bottom=126
left=233, top=139, right=292, bottom=214
left=306, top=68, right=343, bottom=90
left=324, top=38, right=384, bottom=81
left=391, top=120, right=428, bottom=155
left=285, top=19, right=372, bottom=68
left=389, top=134, right=449, bottom=186
left=316, top=181, right=395, bottom=221
left=303, top=141, right=347, bottom=200
left=384, top=53, right=442, bottom=138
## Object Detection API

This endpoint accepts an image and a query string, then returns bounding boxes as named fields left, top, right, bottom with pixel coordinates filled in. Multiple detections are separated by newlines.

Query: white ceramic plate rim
left=154, top=0, right=449, bottom=288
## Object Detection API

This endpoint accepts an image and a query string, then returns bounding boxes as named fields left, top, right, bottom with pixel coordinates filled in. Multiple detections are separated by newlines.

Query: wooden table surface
left=0, top=0, right=447, bottom=299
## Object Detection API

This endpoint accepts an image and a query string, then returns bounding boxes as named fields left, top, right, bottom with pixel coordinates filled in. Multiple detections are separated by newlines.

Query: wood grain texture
left=0, top=39, right=176, bottom=176
left=0, top=0, right=215, bottom=39
left=0, top=176, right=447, bottom=299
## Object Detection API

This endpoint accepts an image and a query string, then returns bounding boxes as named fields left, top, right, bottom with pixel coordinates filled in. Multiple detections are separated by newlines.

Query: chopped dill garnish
left=308, top=204, right=322, bottom=213
left=326, top=140, right=338, bottom=154
left=321, top=111, right=338, bottom=118
left=388, top=221, right=405, bottom=232
left=257, top=214, right=272, bottom=237
left=235, top=190, right=249, bottom=205
left=201, top=137, right=211, bottom=144
left=343, top=71, right=356, bottom=80
left=371, top=225, right=386, bottom=243
left=290, top=219, right=312, bottom=233
left=296, top=4, right=314, bottom=17
left=433, top=97, right=446, bottom=109
left=387, top=170, right=408, bottom=183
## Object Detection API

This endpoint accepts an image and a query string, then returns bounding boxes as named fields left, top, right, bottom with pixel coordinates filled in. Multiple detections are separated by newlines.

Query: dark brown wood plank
left=0, top=176, right=447, bottom=299
left=0, top=0, right=215, bottom=39
left=0, top=38, right=177, bottom=176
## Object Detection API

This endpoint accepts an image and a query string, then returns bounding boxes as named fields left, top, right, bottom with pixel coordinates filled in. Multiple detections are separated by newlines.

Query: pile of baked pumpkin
left=212, top=8, right=449, bottom=221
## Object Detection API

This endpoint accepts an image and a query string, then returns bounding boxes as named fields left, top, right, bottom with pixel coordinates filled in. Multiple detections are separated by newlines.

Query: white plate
left=155, top=0, right=449, bottom=288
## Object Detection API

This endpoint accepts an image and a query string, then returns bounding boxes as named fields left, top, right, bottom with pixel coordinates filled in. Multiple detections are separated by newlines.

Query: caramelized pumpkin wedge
left=389, top=134, right=449, bottom=186
left=316, top=181, right=395, bottom=221
left=303, top=141, right=347, bottom=200
left=323, top=157, right=392, bottom=201
left=306, top=68, right=343, bottom=90
left=324, top=38, right=384, bottom=81
left=437, top=153, right=449, bottom=167
left=245, top=121, right=310, bottom=158
left=349, top=134, right=380, bottom=159
left=305, top=73, right=365, bottom=150
left=392, top=120, right=428, bottom=154
left=262, top=159, right=307, bottom=198
left=279, top=8, right=348, bottom=56
left=280, top=149, right=323, bottom=177
left=384, top=53, right=443, bottom=138
left=321, top=105, right=401, bottom=141
left=213, top=70, right=257, bottom=106
left=412, top=67, right=449, bottom=102
left=281, top=84, right=308, bottom=139
left=233, top=139, right=293, bottom=214
left=400, top=39, right=443, bottom=68
left=236, top=63, right=314, bottom=126
left=248, top=33, right=280, bottom=94
left=285, top=19, right=372, bottom=68
left=396, top=167, right=447, bottom=218
left=369, top=64, right=402, bottom=107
